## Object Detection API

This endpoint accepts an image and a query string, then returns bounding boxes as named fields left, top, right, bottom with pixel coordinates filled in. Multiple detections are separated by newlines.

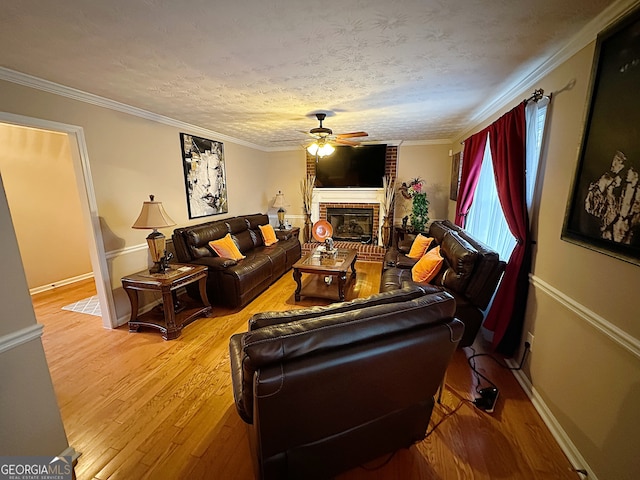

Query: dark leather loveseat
left=229, top=285, right=464, bottom=479
left=381, top=219, right=505, bottom=347
left=172, top=213, right=301, bottom=309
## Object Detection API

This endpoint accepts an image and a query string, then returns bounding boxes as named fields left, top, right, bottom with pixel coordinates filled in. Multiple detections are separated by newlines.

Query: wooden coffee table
left=293, top=247, right=357, bottom=301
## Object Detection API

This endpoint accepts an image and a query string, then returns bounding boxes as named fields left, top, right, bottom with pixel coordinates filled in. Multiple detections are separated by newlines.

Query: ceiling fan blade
left=335, top=138, right=360, bottom=146
left=336, top=131, right=368, bottom=139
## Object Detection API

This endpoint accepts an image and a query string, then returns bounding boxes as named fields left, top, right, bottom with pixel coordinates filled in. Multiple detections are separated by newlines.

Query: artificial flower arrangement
left=399, top=177, right=429, bottom=232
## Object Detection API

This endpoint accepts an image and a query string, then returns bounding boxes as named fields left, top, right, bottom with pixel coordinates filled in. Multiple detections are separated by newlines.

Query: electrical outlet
left=526, top=332, right=534, bottom=352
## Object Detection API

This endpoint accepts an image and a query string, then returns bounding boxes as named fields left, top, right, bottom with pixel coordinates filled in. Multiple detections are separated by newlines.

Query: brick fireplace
left=322, top=204, right=379, bottom=244
left=302, top=146, right=398, bottom=261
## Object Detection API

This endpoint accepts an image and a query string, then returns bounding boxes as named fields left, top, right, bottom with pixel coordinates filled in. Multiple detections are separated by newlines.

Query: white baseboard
left=29, top=272, right=95, bottom=296
left=506, top=359, right=593, bottom=479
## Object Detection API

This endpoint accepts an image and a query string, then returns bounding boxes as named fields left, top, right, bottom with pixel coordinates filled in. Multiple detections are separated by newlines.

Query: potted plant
left=399, top=178, right=429, bottom=233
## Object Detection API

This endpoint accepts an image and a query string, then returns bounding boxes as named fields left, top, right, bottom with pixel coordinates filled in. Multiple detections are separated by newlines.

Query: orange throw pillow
left=411, top=246, right=443, bottom=283
left=407, top=234, right=434, bottom=259
left=259, top=224, right=279, bottom=246
left=209, top=233, right=245, bottom=261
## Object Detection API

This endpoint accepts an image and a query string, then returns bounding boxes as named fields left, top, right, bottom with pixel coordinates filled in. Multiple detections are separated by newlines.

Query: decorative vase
left=381, top=215, right=392, bottom=247
left=410, top=193, right=429, bottom=233
left=304, top=213, right=312, bottom=243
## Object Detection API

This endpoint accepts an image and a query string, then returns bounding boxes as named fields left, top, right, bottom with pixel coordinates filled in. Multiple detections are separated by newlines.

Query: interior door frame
left=0, top=112, right=116, bottom=328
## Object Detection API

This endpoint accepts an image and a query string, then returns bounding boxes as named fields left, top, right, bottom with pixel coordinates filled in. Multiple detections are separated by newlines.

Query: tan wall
left=396, top=143, right=451, bottom=225
left=3, top=33, right=639, bottom=477
left=0, top=125, right=92, bottom=290
left=530, top=42, right=640, bottom=480
left=0, top=174, right=70, bottom=456
left=264, top=148, right=308, bottom=229
left=456, top=41, right=640, bottom=479
left=0, top=79, right=274, bottom=324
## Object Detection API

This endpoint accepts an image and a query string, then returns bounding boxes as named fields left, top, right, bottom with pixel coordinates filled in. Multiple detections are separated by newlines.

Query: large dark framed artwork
left=180, top=133, right=228, bottom=219
left=450, top=151, right=462, bottom=201
left=562, top=6, right=640, bottom=266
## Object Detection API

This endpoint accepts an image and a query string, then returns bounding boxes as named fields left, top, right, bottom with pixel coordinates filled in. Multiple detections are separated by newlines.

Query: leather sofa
left=381, top=220, right=505, bottom=347
left=172, top=213, right=301, bottom=309
left=229, top=285, right=464, bottom=480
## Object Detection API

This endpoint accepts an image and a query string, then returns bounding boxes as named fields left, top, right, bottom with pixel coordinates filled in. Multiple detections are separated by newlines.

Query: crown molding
left=401, top=139, right=451, bottom=147
left=0, top=67, right=268, bottom=152
left=458, top=0, right=639, bottom=140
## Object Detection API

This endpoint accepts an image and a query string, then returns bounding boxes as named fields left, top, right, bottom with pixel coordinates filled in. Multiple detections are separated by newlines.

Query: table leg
left=162, top=288, right=180, bottom=340
left=338, top=272, right=347, bottom=301
left=293, top=268, right=302, bottom=301
left=124, top=286, right=139, bottom=331
left=198, top=276, right=211, bottom=307
left=350, top=255, right=358, bottom=279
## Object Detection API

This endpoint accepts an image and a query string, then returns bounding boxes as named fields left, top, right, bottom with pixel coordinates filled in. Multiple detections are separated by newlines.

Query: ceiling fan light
left=318, top=143, right=335, bottom=157
left=307, top=143, right=319, bottom=155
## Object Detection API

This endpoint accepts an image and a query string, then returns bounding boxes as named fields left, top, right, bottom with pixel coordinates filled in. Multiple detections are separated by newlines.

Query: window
left=465, top=100, right=548, bottom=262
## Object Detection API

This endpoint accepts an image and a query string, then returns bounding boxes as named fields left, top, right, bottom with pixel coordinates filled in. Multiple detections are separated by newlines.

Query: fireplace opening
left=326, top=207, right=374, bottom=243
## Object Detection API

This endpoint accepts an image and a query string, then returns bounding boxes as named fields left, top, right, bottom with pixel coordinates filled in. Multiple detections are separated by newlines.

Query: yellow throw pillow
left=209, top=233, right=245, bottom=261
left=259, top=224, right=279, bottom=246
left=407, top=234, right=434, bottom=259
left=411, top=246, right=443, bottom=283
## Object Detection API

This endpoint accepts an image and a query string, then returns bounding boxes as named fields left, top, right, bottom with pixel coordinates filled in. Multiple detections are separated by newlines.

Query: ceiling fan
left=305, top=113, right=368, bottom=157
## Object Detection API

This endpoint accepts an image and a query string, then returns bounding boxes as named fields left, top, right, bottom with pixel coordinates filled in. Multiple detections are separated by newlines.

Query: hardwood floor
left=33, top=262, right=579, bottom=479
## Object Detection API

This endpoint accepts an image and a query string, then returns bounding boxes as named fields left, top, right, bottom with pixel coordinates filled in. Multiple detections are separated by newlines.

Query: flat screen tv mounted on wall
left=315, top=145, right=387, bottom=188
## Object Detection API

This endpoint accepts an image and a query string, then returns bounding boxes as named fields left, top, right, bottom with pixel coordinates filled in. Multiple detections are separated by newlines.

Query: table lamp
left=132, top=195, right=176, bottom=273
left=272, top=191, right=287, bottom=229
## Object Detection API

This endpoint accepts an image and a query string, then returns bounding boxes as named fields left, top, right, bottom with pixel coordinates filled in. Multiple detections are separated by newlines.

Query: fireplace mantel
left=312, top=188, right=386, bottom=246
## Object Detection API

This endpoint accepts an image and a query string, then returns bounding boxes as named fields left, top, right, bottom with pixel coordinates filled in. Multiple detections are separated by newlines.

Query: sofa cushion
left=245, top=213, right=270, bottom=230
left=248, top=284, right=434, bottom=330
left=209, top=233, right=246, bottom=261
left=259, top=224, right=279, bottom=246
left=434, top=231, right=478, bottom=293
left=407, top=234, right=433, bottom=258
left=429, top=219, right=461, bottom=244
left=184, top=221, right=229, bottom=259
left=411, top=245, right=444, bottom=283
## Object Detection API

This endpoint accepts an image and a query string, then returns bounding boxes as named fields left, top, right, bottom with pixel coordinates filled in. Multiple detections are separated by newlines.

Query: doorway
left=0, top=113, right=115, bottom=328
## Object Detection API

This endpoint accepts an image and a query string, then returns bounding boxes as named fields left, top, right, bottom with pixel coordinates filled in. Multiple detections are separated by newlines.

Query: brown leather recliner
left=381, top=220, right=505, bottom=347
left=229, top=285, right=464, bottom=479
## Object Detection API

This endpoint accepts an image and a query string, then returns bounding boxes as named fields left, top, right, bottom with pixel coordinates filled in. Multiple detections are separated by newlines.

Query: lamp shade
left=272, top=191, right=286, bottom=210
left=132, top=195, right=176, bottom=229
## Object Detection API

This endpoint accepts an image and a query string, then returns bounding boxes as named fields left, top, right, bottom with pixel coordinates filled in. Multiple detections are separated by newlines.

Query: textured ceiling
left=0, top=0, right=621, bottom=149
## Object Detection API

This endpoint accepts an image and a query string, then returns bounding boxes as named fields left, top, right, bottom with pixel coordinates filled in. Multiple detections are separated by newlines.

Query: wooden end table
left=292, top=247, right=357, bottom=302
left=121, top=264, right=211, bottom=340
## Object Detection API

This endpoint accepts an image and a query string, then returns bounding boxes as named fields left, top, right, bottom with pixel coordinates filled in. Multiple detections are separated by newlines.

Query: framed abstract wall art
left=180, top=133, right=228, bottom=219
left=562, top=6, right=640, bottom=266
left=450, top=151, right=462, bottom=201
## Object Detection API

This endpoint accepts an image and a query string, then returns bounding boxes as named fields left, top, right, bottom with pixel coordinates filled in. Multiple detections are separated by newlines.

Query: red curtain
left=455, top=127, right=489, bottom=227
left=482, top=103, right=529, bottom=354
